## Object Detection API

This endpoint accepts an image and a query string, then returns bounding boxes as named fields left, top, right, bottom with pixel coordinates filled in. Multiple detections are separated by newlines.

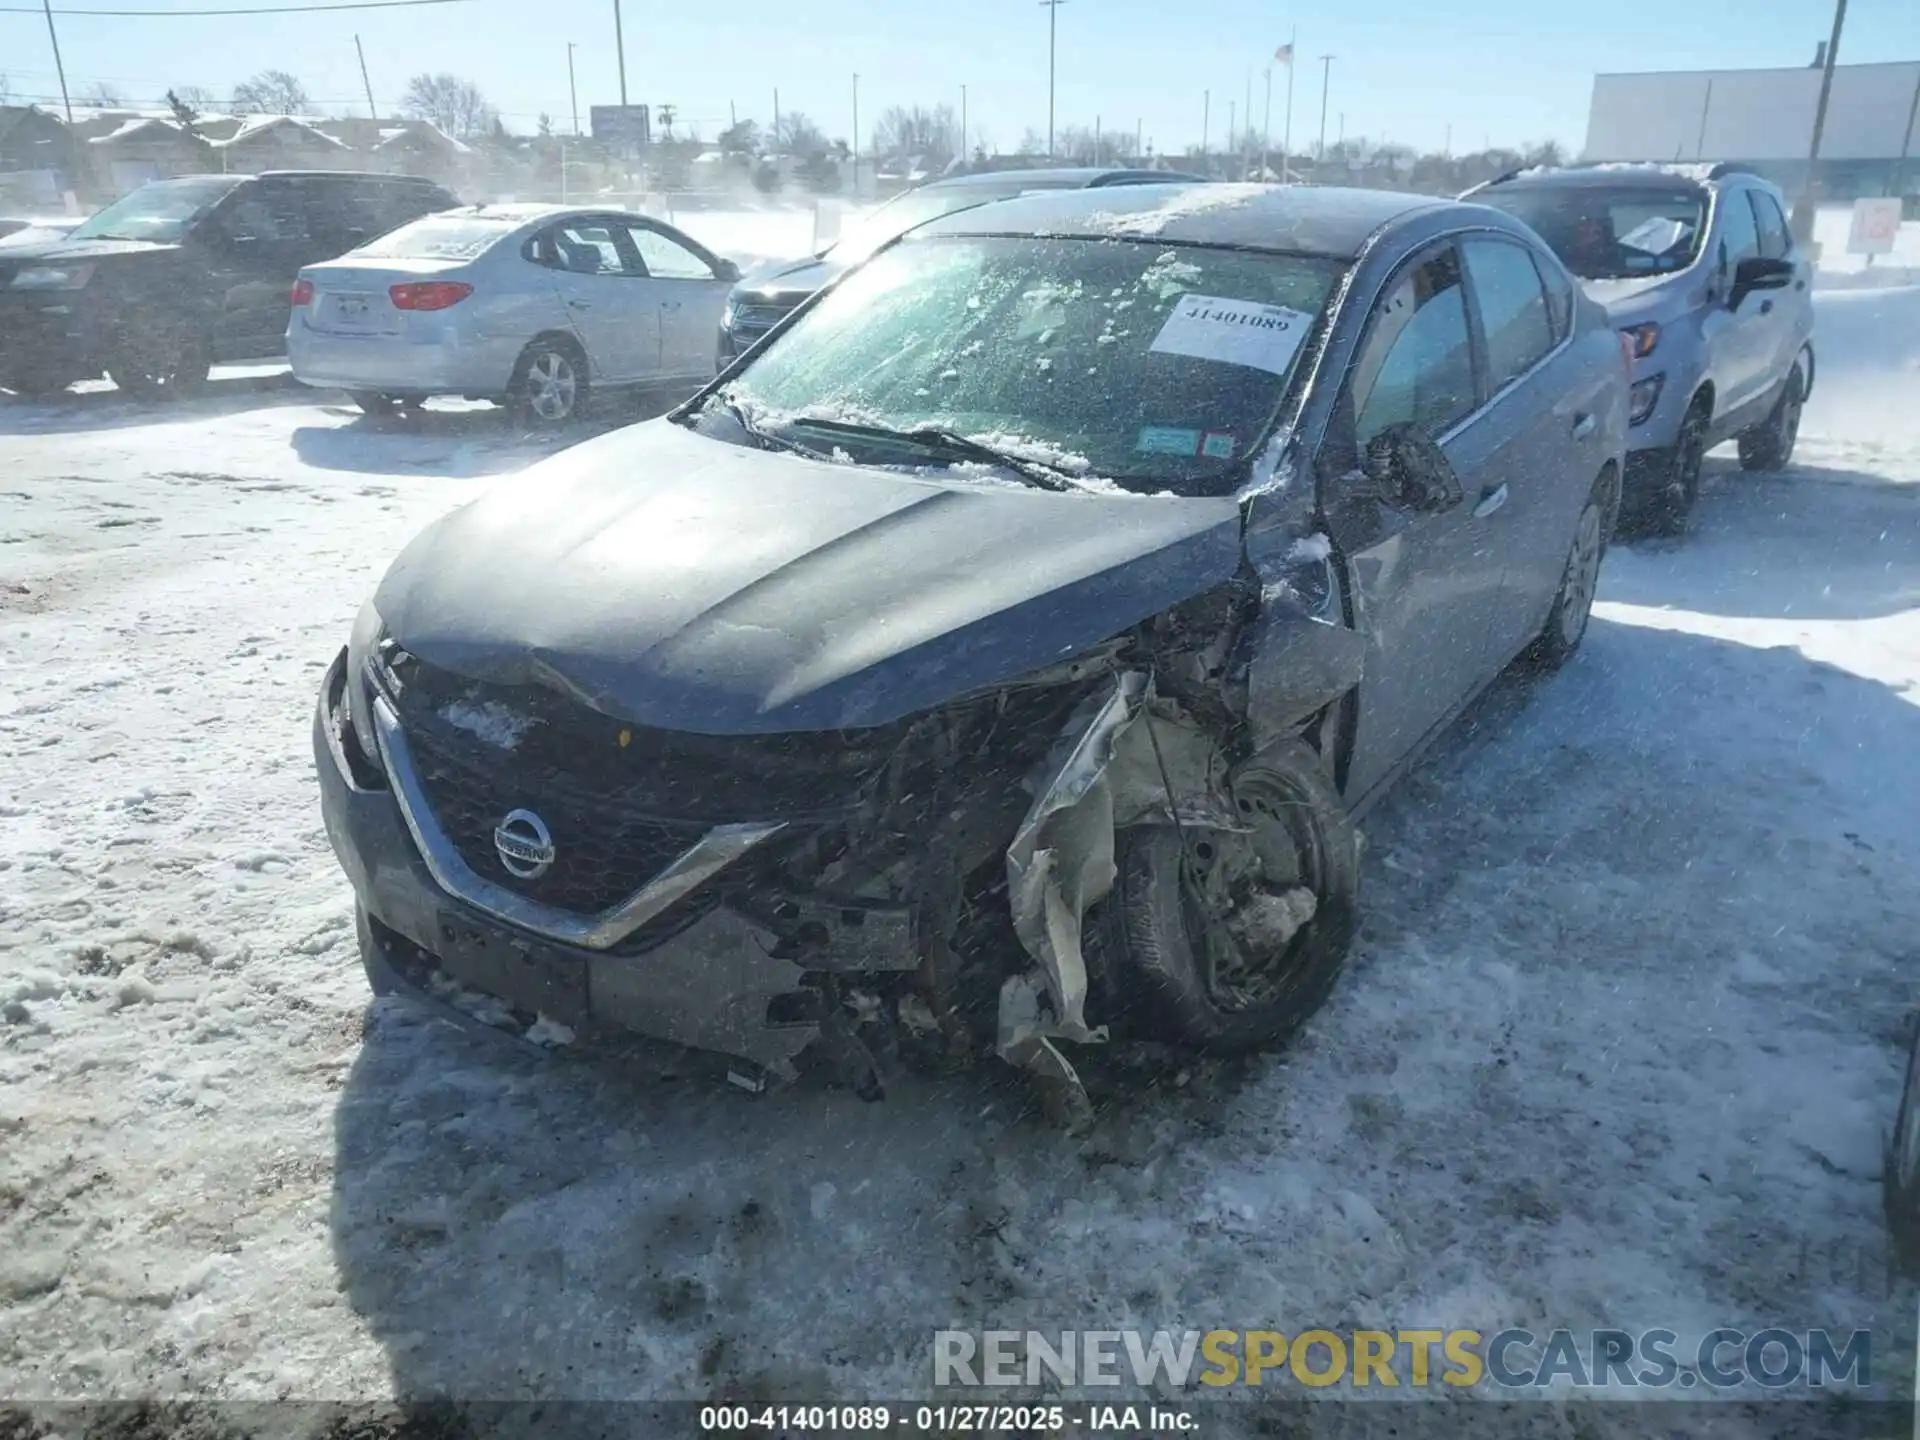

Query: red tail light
left=290, top=278, right=314, bottom=306
left=389, top=281, right=473, bottom=311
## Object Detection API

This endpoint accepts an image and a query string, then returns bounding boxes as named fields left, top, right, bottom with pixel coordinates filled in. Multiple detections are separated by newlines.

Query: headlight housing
left=10, top=264, right=94, bottom=291
left=344, top=597, right=385, bottom=771
left=1620, top=322, right=1661, bottom=360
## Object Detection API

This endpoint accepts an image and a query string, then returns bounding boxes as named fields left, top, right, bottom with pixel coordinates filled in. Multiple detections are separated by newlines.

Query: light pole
left=1040, top=0, right=1066, bottom=158
left=1261, top=68, right=1271, bottom=180
left=1317, top=54, right=1335, bottom=161
left=852, top=73, right=859, bottom=194
left=1792, top=0, right=1847, bottom=243
left=1280, top=28, right=1296, bottom=182
left=1202, top=89, right=1209, bottom=167
left=612, top=0, right=629, bottom=106
left=567, top=42, right=580, bottom=136
left=961, top=84, right=968, bottom=164
left=40, top=0, right=72, bottom=125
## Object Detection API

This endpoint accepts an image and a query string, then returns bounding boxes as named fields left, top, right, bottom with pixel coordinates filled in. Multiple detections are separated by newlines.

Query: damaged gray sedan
left=314, top=183, right=1627, bottom=1115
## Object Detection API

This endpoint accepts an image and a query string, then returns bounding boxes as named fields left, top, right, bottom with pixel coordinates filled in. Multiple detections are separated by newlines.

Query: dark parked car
left=316, top=184, right=1627, bottom=1116
left=0, top=170, right=459, bottom=400
left=1465, top=163, right=1814, bottom=533
left=716, top=166, right=1211, bottom=364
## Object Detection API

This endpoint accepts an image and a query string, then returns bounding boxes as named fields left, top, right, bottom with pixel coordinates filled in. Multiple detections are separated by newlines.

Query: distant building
left=1584, top=59, right=1920, bottom=197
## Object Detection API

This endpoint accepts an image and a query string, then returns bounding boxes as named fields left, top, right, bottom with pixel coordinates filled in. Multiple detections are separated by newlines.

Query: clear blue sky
left=3, top=0, right=1917, bottom=155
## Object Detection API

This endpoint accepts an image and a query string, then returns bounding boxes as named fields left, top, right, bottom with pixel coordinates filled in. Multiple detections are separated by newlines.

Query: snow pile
left=1804, top=283, right=1920, bottom=448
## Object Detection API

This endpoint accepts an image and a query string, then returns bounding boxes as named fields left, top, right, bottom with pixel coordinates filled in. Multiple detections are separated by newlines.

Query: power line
left=0, top=0, right=473, bottom=15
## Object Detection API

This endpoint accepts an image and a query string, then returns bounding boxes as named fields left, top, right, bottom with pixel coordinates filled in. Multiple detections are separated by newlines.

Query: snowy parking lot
left=3, top=239, right=1919, bottom=1425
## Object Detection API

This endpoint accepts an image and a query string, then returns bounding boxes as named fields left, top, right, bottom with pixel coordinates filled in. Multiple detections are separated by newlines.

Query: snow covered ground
left=2, top=235, right=1918, bottom=1429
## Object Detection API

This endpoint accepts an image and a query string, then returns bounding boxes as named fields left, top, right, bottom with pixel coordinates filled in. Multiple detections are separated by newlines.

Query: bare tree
left=871, top=104, right=956, bottom=170
left=401, top=72, right=498, bottom=140
left=82, top=81, right=124, bottom=109
left=656, top=103, right=678, bottom=138
left=167, top=83, right=219, bottom=111
left=1017, top=127, right=1046, bottom=156
left=230, top=69, right=309, bottom=116
left=717, top=118, right=760, bottom=158
left=0, top=75, right=15, bottom=106
left=772, top=111, right=828, bottom=158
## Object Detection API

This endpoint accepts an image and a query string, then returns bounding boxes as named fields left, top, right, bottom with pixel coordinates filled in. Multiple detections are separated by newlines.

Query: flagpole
left=1281, top=27, right=1296, bottom=182
left=1262, top=67, right=1272, bottom=180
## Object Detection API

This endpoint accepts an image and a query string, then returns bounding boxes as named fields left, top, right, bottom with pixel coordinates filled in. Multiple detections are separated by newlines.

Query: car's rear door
left=623, top=219, right=732, bottom=383
left=195, top=177, right=315, bottom=357
left=1457, top=234, right=1605, bottom=662
left=1706, top=185, right=1772, bottom=417
left=1748, top=188, right=1810, bottom=390
left=1321, top=240, right=1507, bottom=803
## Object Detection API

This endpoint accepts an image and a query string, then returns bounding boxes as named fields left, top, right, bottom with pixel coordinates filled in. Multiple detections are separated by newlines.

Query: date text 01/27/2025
left=697, top=1403, right=1200, bottom=1433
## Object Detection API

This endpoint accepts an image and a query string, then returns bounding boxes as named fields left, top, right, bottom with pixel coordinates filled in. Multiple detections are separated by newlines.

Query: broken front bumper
left=312, top=650, right=915, bottom=1075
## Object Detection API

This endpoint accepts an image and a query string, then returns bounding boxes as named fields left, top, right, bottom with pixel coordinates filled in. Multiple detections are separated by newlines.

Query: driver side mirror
left=713, top=257, right=742, bottom=283
left=1360, top=424, right=1464, bottom=514
left=1730, top=255, right=1793, bottom=309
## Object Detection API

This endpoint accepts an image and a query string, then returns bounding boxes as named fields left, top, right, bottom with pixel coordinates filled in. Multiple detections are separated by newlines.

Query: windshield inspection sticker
left=1201, top=431, right=1237, bottom=459
left=1149, top=294, right=1313, bottom=375
left=1138, top=425, right=1202, bottom=456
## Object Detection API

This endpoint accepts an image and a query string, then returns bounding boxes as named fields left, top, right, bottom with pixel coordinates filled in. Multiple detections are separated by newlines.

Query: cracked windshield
left=1, top=0, right=1917, bottom=1433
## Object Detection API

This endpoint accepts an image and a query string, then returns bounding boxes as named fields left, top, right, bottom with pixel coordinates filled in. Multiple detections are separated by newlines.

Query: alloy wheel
left=525, top=351, right=577, bottom=422
left=1557, top=503, right=1604, bottom=648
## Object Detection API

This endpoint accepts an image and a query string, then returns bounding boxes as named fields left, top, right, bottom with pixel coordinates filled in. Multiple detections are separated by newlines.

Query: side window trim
left=1457, top=233, right=1571, bottom=413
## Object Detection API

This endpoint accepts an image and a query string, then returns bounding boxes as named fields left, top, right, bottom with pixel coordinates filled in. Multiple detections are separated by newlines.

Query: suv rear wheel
left=109, top=325, right=211, bottom=401
left=1737, top=360, right=1805, bottom=472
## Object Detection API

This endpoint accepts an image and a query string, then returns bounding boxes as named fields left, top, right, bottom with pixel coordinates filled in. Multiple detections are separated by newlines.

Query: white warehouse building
left=1583, top=59, right=1920, bottom=197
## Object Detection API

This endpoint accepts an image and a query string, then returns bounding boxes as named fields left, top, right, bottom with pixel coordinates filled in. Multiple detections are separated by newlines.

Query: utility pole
left=1792, top=0, right=1846, bottom=243
left=1228, top=100, right=1236, bottom=177
left=40, top=0, right=72, bottom=125
left=773, top=88, right=781, bottom=150
left=1890, top=67, right=1920, bottom=198
left=852, top=73, right=859, bottom=195
left=1135, top=116, right=1142, bottom=162
left=1243, top=68, right=1252, bottom=179
left=568, top=42, right=581, bottom=136
left=1317, top=54, right=1335, bottom=161
left=354, top=35, right=377, bottom=120
left=1202, top=89, right=1209, bottom=167
left=961, top=84, right=968, bottom=163
left=612, top=0, right=629, bottom=106
left=1040, top=0, right=1066, bottom=158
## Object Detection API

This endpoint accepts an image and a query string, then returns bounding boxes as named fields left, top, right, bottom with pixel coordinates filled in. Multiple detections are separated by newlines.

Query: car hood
left=1579, top=271, right=1696, bottom=325
left=374, top=421, right=1244, bottom=735
left=731, top=254, right=848, bottom=307
left=0, top=235, right=176, bottom=265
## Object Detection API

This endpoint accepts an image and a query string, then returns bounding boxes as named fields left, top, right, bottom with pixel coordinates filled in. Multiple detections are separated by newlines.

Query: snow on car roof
left=918, top=182, right=1446, bottom=259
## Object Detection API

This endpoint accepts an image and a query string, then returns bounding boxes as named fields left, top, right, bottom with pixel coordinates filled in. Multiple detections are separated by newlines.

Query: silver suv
left=1466, top=164, right=1813, bottom=533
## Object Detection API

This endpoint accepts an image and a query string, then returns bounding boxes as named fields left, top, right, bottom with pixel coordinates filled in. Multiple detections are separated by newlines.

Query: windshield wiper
left=786, top=416, right=1082, bottom=492
left=693, top=389, right=805, bottom=455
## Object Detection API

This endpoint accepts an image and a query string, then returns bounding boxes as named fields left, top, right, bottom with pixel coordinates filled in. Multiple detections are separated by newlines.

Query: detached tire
left=509, top=338, right=586, bottom=426
left=1088, top=741, right=1359, bottom=1055
left=1737, top=361, right=1805, bottom=472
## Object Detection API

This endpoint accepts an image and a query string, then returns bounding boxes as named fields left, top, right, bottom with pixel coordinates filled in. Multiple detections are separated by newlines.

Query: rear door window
left=1532, top=252, right=1576, bottom=342
left=220, top=182, right=312, bottom=245
left=1461, top=238, right=1557, bottom=394
left=1350, top=245, right=1478, bottom=445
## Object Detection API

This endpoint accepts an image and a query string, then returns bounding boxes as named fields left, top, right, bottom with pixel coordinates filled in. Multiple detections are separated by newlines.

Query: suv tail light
left=389, top=281, right=473, bottom=311
left=290, top=278, right=314, bottom=306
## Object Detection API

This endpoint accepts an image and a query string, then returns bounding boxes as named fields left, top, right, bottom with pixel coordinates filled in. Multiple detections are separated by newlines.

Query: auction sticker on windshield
left=1149, top=294, right=1314, bottom=375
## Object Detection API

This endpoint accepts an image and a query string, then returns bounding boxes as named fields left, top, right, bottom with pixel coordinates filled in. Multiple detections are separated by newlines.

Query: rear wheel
left=1088, top=741, right=1359, bottom=1055
left=109, top=326, right=210, bottom=401
left=509, top=339, right=586, bottom=426
left=1526, top=478, right=1609, bottom=669
left=1646, top=395, right=1710, bottom=537
left=1737, top=361, right=1805, bottom=472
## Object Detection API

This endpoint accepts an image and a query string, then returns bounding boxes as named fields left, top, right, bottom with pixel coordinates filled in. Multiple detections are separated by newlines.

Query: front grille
left=380, top=658, right=912, bottom=921
left=407, top=719, right=711, bottom=919
left=729, top=299, right=798, bottom=339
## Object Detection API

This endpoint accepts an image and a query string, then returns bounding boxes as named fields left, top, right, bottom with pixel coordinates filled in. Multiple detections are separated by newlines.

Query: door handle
left=1571, top=412, right=1596, bottom=442
left=1472, top=483, right=1509, bottom=519
left=1759, top=299, right=1774, bottom=315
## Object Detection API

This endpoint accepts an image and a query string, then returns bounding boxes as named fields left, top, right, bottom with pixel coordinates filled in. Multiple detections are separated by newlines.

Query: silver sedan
left=286, top=203, right=741, bottom=424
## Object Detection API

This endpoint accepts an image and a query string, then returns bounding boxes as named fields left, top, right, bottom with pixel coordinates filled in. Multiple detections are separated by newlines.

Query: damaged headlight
left=343, top=597, right=385, bottom=772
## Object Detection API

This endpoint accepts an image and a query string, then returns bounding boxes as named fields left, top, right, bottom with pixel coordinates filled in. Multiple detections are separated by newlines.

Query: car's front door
left=536, top=218, right=657, bottom=383
left=624, top=220, right=732, bottom=383
left=1705, top=185, right=1772, bottom=418
left=1457, top=234, right=1601, bottom=661
left=1321, top=241, right=1508, bottom=804
left=1748, top=188, right=1811, bottom=389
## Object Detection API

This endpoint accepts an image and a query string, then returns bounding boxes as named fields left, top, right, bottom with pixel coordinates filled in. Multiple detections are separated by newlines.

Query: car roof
left=915, top=182, right=1449, bottom=259
left=924, top=166, right=1209, bottom=191
left=1479, top=163, right=1719, bottom=192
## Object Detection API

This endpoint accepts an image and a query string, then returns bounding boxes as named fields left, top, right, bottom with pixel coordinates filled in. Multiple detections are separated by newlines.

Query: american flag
left=1274, top=42, right=1294, bottom=64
